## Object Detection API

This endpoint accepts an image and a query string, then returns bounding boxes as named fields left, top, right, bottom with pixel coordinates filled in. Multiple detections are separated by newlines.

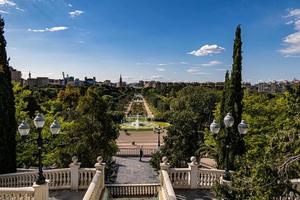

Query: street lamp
left=18, top=113, right=61, bottom=185
left=153, top=126, right=163, bottom=148
left=210, top=113, right=249, bottom=181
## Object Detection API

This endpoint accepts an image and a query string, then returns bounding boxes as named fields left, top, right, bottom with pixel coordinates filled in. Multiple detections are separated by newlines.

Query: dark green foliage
left=150, top=86, right=220, bottom=169
left=0, top=17, right=17, bottom=174
left=215, top=84, right=300, bottom=199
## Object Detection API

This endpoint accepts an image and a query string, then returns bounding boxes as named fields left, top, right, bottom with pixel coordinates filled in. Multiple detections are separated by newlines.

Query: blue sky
left=1, top=0, right=300, bottom=83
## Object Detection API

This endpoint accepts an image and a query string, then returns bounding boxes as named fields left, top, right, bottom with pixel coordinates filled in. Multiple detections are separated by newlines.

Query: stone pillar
left=33, top=180, right=49, bottom=200
left=160, top=156, right=170, bottom=185
left=69, top=156, right=81, bottom=191
left=94, top=156, right=106, bottom=185
left=188, top=156, right=199, bottom=189
left=160, top=156, right=170, bottom=171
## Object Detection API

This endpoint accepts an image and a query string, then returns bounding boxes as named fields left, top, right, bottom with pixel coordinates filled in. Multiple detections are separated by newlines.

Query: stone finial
left=97, top=156, right=103, bottom=164
left=191, top=156, right=196, bottom=164
left=188, top=156, right=198, bottom=167
left=162, top=156, right=168, bottom=164
left=72, top=156, right=78, bottom=164
left=160, top=156, right=170, bottom=171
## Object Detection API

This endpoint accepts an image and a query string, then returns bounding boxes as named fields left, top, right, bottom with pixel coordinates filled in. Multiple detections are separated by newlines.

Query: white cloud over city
left=0, top=0, right=16, bottom=6
left=201, top=60, right=222, bottom=66
left=0, top=0, right=23, bottom=12
left=188, top=44, right=225, bottom=56
left=152, top=75, right=163, bottom=80
left=28, top=26, right=69, bottom=33
left=156, top=67, right=166, bottom=72
left=280, top=9, right=300, bottom=56
left=187, top=67, right=210, bottom=75
left=69, top=10, right=84, bottom=18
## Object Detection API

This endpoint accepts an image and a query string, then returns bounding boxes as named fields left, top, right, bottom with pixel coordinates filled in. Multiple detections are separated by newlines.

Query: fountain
left=131, top=114, right=143, bottom=128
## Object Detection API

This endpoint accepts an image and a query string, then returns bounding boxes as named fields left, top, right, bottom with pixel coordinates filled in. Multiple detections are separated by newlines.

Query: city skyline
left=1, top=0, right=300, bottom=83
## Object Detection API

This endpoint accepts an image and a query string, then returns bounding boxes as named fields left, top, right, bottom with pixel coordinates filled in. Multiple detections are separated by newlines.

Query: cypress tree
left=0, top=16, right=17, bottom=174
left=218, top=25, right=245, bottom=170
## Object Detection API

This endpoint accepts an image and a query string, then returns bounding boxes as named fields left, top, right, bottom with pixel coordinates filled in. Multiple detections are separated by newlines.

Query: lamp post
left=210, top=113, right=248, bottom=181
left=18, top=113, right=61, bottom=185
left=153, top=126, right=163, bottom=148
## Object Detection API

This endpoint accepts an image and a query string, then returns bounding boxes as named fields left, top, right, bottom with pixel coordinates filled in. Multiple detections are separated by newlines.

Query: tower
left=119, top=74, right=123, bottom=88
left=28, top=71, right=31, bottom=79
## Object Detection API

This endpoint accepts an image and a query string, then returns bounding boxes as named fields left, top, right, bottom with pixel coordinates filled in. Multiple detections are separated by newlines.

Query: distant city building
left=9, top=67, right=22, bottom=84
left=49, top=79, right=64, bottom=86
left=117, top=75, right=123, bottom=88
left=84, top=77, right=96, bottom=86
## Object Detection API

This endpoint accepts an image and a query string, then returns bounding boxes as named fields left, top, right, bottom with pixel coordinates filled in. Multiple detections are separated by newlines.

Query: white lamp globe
left=238, top=120, right=249, bottom=135
left=33, top=113, right=45, bottom=128
left=50, top=119, right=61, bottom=135
left=224, top=113, right=234, bottom=128
left=18, top=121, right=30, bottom=136
left=210, top=120, right=221, bottom=134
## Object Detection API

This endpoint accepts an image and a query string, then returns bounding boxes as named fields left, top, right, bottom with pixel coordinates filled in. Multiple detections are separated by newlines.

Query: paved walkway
left=175, top=189, right=215, bottom=200
left=114, top=157, right=159, bottom=184
left=49, top=190, right=85, bottom=200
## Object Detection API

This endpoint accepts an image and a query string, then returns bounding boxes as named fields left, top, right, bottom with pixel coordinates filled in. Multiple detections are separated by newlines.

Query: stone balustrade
left=0, top=156, right=97, bottom=200
left=159, top=157, right=177, bottom=200
left=83, top=156, right=106, bottom=200
left=160, top=156, right=225, bottom=190
left=106, top=183, right=160, bottom=198
left=117, top=147, right=157, bottom=157
left=0, top=181, right=49, bottom=200
left=0, top=187, right=34, bottom=200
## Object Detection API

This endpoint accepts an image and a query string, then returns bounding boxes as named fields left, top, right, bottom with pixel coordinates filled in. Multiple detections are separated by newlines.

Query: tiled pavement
left=114, top=157, right=159, bottom=184
left=175, top=189, right=215, bottom=200
left=49, top=190, right=85, bottom=200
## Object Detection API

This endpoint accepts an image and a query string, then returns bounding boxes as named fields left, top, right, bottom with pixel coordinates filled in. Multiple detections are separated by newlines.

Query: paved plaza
left=49, top=190, right=85, bottom=200
left=114, top=157, right=159, bottom=184
left=175, top=189, right=215, bottom=200
left=117, top=130, right=166, bottom=147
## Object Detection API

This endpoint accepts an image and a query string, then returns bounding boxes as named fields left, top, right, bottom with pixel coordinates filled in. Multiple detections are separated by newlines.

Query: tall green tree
left=0, top=17, right=17, bottom=174
left=217, top=25, right=245, bottom=170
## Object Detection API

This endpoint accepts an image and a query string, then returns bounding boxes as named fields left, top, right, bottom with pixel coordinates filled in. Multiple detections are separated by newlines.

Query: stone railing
left=168, top=168, right=190, bottom=189
left=0, top=187, right=34, bottom=200
left=117, top=147, right=157, bottom=157
left=0, top=157, right=95, bottom=191
left=106, top=183, right=160, bottom=198
left=160, top=156, right=225, bottom=190
left=0, top=181, right=49, bottom=200
left=160, top=157, right=177, bottom=200
left=83, top=157, right=105, bottom=200
left=198, top=168, right=224, bottom=189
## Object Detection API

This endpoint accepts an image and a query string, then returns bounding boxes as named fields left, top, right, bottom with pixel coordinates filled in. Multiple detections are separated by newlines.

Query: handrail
left=83, top=170, right=104, bottom=200
left=161, top=170, right=176, bottom=200
left=0, top=187, right=35, bottom=200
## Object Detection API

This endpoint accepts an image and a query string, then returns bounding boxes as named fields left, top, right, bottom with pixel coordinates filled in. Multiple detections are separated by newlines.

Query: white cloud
left=187, top=67, right=210, bottom=75
left=15, top=7, right=24, bottom=12
left=156, top=67, right=166, bottom=72
left=152, top=75, right=163, bottom=80
left=69, top=10, right=84, bottom=18
left=28, top=26, right=69, bottom=33
left=201, top=60, right=222, bottom=66
left=0, top=10, right=8, bottom=13
left=0, top=0, right=16, bottom=6
left=158, top=63, right=167, bottom=66
left=188, top=44, right=225, bottom=56
left=216, top=68, right=227, bottom=71
left=68, top=4, right=73, bottom=7
left=280, top=9, right=300, bottom=56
